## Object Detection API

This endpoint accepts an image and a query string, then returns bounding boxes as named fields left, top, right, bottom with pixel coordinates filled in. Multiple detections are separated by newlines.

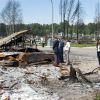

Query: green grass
left=72, top=43, right=96, bottom=47
left=95, top=95, right=100, bottom=100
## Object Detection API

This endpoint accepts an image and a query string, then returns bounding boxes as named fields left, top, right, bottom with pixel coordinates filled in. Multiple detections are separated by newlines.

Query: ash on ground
left=0, top=47, right=100, bottom=100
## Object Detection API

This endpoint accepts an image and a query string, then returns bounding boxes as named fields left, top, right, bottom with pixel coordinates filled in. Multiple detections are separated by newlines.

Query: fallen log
left=22, top=52, right=54, bottom=64
left=0, top=50, right=54, bottom=66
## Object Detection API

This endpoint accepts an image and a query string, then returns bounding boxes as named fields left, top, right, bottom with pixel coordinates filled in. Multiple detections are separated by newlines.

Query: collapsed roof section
left=0, top=30, right=28, bottom=47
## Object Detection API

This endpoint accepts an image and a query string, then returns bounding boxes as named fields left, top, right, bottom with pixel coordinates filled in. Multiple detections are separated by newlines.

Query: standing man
left=53, top=37, right=60, bottom=66
left=32, top=38, right=37, bottom=49
left=96, top=39, right=100, bottom=67
left=64, top=40, right=71, bottom=65
left=41, top=37, right=45, bottom=47
left=59, top=37, right=64, bottom=63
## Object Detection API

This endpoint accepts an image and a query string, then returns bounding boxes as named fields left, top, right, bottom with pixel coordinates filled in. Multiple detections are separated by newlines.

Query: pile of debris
left=0, top=30, right=54, bottom=67
left=0, top=47, right=54, bottom=67
left=0, top=30, right=100, bottom=100
left=0, top=64, right=60, bottom=100
left=0, top=62, right=100, bottom=100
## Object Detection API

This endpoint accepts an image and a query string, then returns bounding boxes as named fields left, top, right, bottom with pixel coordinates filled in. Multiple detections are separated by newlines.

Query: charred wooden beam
left=23, top=52, right=54, bottom=64
left=0, top=49, right=54, bottom=66
left=69, top=64, right=78, bottom=82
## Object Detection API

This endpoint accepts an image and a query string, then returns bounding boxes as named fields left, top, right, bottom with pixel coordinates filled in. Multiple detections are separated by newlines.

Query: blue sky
left=0, top=0, right=99, bottom=24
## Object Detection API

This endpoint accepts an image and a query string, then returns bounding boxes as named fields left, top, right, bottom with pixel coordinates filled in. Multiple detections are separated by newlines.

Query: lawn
left=95, top=95, right=100, bottom=100
left=72, top=43, right=96, bottom=47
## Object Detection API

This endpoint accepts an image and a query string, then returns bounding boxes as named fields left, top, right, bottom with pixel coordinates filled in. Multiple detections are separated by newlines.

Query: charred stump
left=69, top=64, right=78, bottom=82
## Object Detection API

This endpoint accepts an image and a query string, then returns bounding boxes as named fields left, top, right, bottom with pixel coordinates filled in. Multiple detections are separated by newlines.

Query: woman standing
left=97, top=39, right=100, bottom=66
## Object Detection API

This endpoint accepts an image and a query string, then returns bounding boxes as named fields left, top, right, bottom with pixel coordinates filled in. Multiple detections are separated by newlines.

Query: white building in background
left=58, top=32, right=63, bottom=37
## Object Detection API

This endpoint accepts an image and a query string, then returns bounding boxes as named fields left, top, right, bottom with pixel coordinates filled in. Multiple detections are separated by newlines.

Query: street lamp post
left=50, top=0, right=54, bottom=40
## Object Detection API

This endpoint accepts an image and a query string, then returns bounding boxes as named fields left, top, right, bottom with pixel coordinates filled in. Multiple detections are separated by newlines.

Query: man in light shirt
left=64, top=40, right=71, bottom=65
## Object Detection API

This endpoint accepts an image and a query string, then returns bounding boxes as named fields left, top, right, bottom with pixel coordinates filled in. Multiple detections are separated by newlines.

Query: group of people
left=53, top=38, right=100, bottom=67
left=53, top=37, right=71, bottom=66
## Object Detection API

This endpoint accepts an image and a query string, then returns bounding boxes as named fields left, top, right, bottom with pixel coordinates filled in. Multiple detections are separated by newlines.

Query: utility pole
left=50, top=0, right=54, bottom=40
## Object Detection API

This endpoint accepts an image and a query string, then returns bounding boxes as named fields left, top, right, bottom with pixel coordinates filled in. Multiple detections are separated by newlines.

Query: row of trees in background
left=0, top=22, right=96, bottom=37
left=27, top=22, right=96, bottom=38
left=0, top=0, right=100, bottom=41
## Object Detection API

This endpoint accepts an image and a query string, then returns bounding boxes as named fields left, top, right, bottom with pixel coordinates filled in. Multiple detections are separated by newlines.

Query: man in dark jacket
left=53, top=38, right=60, bottom=66
left=59, top=38, right=64, bottom=63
